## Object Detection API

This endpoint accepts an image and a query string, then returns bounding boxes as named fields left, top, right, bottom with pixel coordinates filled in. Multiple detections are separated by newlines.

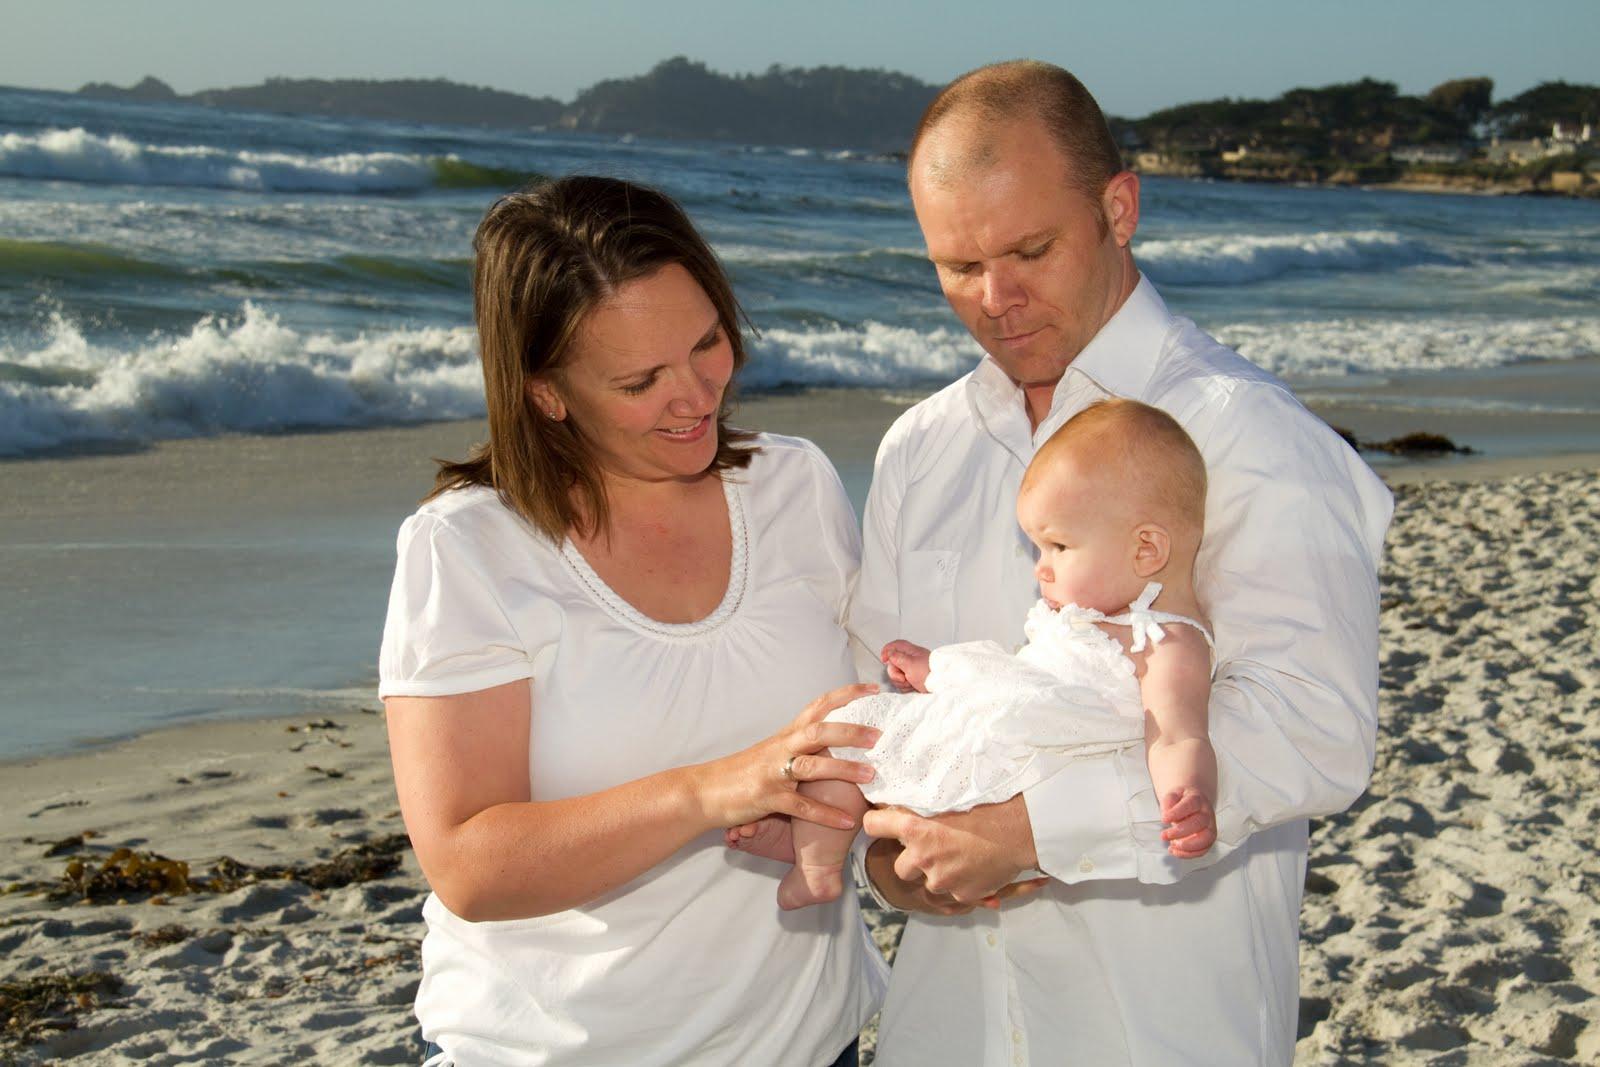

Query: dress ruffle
left=831, top=598, right=1161, bottom=817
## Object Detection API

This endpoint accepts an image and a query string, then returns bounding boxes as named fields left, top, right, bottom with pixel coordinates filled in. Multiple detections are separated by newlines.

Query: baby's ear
left=1132, top=523, right=1171, bottom=578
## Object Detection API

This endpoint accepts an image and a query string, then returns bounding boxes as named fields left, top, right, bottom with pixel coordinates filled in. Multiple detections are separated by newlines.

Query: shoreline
left=2, top=385, right=1597, bottom=761
left=1131, top=167, right=1600, bottom=202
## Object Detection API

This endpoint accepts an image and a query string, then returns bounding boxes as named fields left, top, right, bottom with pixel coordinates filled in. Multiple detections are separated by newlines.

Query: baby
left=733, top=398, right=1219, bottom=910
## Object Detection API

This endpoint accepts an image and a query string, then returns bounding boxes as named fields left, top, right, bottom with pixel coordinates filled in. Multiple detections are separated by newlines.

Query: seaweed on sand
left=1370, top=432, right=1475, bottom=455
left=62, top=849, right=192, bottom=901
left=18, top=834, right=412, bottom=904
left=0, top=971, right=123, bottom=1052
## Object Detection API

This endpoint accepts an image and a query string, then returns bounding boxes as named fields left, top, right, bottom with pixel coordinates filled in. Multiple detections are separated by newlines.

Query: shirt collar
left=1065, top=274, right=1173, bottom=402
left=963, top=274, right=1174, bottom=436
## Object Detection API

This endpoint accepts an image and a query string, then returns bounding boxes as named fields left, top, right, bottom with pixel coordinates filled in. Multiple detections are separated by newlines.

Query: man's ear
left=1132, top=522, right=1170, bottom=578
left=1103, top=171, right=1141, bottom=248
left=526, top=377, right=566, bottom=422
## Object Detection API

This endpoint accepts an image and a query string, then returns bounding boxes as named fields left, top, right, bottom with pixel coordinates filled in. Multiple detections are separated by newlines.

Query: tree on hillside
left=1491, top=81, right=1600, bottom=137
left=1426, top=77, right=1494, bottom=128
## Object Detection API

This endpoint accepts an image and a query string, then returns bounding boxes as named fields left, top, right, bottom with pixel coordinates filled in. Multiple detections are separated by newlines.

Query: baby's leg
left=781, top=777, right=869, bottom=910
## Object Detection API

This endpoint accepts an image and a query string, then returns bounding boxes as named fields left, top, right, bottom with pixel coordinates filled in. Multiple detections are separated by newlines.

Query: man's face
left=910, top=116, right=1137, bottom=390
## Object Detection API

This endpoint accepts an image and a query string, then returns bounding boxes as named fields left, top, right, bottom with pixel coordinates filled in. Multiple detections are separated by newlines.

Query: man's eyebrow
left=1010, top=228, right=1057, bottom=250
left=926, top=229, right=1058, bottom=265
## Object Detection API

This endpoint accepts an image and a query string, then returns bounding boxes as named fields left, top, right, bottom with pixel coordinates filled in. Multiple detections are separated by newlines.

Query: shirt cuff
left=377, top=662, right=535, bottom=700
left=850, top=835, right=900, bottom=913
left=1025, top=752, right=1139, bottom=884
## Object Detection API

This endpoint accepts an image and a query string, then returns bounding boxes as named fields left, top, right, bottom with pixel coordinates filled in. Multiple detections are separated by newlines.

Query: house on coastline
left=1390, top=144, right=1471, bottom=165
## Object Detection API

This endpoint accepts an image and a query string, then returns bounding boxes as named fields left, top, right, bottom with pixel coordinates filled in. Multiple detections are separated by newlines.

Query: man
left=848, top=61, right=1393, bottom=1065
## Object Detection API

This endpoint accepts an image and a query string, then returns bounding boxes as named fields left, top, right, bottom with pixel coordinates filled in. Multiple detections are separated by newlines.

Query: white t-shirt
left=379, top=433, right=887, bottom=1067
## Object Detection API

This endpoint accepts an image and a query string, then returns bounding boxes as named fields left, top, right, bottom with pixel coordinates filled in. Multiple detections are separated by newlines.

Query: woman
left=379, top=175, right=888, bottom=1066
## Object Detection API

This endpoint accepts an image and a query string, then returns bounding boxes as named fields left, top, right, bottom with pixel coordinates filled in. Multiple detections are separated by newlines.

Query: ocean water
left=2, top=87, right=1597, bottom=756
left=3, top=87, right=1598, bottom=457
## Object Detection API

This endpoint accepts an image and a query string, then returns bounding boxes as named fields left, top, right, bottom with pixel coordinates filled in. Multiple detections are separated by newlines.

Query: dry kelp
left=131, top=923, right=193, bottom=948
left=21, top=834, right=411, bottom=904
left=1370, top=431, right=1474, bottom=455
left=62, top=849, right=192, bottom=901
left=0, top=971, right=122, bottom=1051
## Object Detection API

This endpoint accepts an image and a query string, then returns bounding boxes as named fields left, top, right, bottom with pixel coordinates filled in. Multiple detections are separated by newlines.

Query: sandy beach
left=2, top=404, right=1597, bottom=1063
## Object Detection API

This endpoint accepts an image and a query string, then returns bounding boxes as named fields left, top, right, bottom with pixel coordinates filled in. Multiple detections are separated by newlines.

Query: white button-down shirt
left=850, top=277, right=1393, bottom=1066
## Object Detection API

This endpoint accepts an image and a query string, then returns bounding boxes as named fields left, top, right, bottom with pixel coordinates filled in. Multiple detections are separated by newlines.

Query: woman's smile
left=657, top=415, right=711, bottom=442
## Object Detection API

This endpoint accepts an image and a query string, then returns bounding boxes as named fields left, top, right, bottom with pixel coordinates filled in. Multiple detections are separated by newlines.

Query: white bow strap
left=1116, top=581, right=1166, bottom=654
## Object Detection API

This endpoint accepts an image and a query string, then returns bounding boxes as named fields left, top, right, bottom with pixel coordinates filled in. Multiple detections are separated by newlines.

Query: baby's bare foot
left=777, top=863, right=844, bottom=910
left=726, top=816, right=794, bottom=863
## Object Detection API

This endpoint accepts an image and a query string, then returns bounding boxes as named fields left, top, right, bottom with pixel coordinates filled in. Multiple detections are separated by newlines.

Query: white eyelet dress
left=830, top=581, right=1213, bottom=817
left=379, top=434, right=887, bottom=1066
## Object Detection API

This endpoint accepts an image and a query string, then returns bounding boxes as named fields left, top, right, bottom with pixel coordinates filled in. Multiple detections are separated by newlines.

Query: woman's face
left=539, top=263, right=736, bottom=486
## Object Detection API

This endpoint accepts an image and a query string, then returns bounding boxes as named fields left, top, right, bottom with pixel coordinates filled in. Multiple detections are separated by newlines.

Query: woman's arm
left=387, top=678, right=880, bottom=922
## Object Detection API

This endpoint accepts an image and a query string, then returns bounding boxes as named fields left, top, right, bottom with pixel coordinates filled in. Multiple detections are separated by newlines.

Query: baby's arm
left=882, top=640, right=932, bottom=692
left=1138, top=626, right=1218, bottom=858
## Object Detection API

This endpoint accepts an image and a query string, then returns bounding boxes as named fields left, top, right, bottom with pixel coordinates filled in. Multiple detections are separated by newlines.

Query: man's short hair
left=911, top=60, right=1123, bottom=203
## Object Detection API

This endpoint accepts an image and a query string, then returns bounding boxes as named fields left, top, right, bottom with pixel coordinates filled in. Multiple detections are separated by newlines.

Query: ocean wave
left=745, top=321, right=981, bottom=388
left=716, top=243, right=926, bottom=267
left=0, top=309, right=984, bottom=454
left=1138, top=230, right=1444, bottom=286
left=0, top=237, right=184, bottom=282
left=1216, top=316, right=1600, bottom=377
left=0, top=128, right=534, bottom=194
left=0, top=236, right=471, bottom=293
left=0, top=305, right=483, bottom=455
left=6, top=305, right=1592, bottom=455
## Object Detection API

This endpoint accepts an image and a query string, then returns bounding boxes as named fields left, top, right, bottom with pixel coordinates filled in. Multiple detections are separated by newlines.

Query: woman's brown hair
left=429, top=175, right=757, bottom=540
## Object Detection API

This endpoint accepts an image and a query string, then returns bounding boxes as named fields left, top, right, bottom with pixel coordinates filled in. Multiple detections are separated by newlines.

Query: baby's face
left=1016, top=468, right=1143, bottom=615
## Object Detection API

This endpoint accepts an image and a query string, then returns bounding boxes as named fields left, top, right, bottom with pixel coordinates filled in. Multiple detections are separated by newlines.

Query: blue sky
left=7, top=0, right=1596, bottom=118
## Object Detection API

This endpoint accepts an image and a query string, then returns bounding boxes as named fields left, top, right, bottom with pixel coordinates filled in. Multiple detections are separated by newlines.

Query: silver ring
left=781, top=755, right=798, bottom=780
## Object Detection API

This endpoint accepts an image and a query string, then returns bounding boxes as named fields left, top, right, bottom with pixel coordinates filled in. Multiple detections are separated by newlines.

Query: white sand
left=1294, top=468, right=1600, bottom=1064
left=2, top=452, right=1596, bottom=1063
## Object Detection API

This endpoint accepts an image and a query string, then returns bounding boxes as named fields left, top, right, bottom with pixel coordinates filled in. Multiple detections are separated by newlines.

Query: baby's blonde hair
left=1023, top=399, right=1207, bottom=540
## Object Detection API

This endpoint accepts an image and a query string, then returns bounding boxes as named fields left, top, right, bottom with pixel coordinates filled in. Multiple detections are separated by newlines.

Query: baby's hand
left=881, top=640, right=933, bottom=692
left=1159, top=788, right=1216, bottom=859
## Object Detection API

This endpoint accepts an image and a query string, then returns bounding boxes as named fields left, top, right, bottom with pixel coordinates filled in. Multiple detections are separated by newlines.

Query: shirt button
left=986, top=932, right=997, bottom=947
left=1012, top=1029, right=1024, bottom=1043
left=1078, top=857, right=1095, bottom=874
left=1013, top=1053, right=1023, bottom=1066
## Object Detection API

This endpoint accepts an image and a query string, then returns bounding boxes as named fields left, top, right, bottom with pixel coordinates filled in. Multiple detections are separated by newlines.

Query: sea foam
left=1218, top=315, right=1600, bottom=377
left=0, top=306, right=483, bottom=455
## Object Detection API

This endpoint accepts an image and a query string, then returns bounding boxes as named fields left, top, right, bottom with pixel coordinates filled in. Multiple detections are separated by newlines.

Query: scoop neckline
left=559, top=476, right=748, bottom=641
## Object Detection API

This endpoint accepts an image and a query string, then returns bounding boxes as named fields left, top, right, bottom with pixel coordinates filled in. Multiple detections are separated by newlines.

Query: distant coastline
left=64, top=61, right=1600, bottom=199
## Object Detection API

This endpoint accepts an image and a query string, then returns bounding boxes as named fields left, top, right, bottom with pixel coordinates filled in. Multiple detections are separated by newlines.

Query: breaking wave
left=1139, top=229, right=1444, bottom=286
left=5, top=305, right=1594, bottom=456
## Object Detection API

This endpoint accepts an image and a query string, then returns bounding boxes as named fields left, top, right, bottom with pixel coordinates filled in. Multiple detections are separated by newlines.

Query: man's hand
left=862, top=795, right=1040, bottom=905
left=864, top=838, right=976, bottom=916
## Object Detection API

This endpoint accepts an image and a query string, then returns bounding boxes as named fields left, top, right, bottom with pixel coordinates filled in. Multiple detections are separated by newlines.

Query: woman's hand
left=688, top=682, right=880, bottom=832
